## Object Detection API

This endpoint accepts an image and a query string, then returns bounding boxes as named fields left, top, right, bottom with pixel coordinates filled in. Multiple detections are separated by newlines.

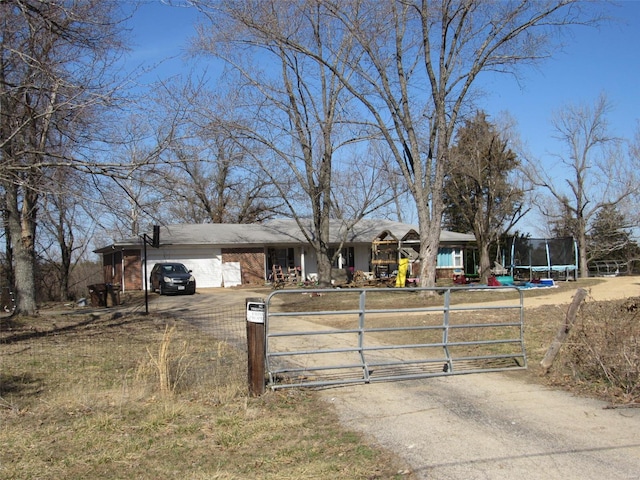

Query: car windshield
left=163, top=264, right=188, bottom=274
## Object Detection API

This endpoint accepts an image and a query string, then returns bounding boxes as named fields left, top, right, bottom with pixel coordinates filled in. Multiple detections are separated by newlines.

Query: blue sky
left=123, top=1, right=204, bottom=80
left=125, top=1, right=640, bottom=231
left=479, top=1, right=640, bottom=164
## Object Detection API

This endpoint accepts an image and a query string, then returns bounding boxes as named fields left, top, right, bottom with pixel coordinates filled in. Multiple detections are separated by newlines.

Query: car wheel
left=159, top=282, right=165, bottom=295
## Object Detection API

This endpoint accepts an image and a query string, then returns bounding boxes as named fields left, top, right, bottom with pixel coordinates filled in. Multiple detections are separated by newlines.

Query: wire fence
left=173, top=304, right=248, bottom=351
left=0, top=300, right=249, bottom=392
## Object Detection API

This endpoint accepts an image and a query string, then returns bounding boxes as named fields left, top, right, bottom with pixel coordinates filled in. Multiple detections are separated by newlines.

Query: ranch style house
left=94, top=219, right=476, bottom=291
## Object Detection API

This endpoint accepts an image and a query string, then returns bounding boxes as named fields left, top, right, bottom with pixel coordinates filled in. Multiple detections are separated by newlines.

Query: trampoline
left=509, top=237, right=578, bottom=281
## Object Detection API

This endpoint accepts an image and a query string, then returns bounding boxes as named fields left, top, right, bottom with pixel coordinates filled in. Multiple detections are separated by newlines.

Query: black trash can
left=88, top=284, right=107, bottom=307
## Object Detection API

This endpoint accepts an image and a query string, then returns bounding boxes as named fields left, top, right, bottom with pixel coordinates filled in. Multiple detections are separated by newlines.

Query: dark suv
left=150, top=262, right=196, bottom=295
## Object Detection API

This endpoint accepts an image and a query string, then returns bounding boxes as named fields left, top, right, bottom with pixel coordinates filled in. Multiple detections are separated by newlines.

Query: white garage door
left=146, top=247, right=223, bottom=289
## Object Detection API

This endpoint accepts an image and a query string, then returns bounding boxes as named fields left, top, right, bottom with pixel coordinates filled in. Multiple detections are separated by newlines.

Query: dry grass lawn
left=0, top=311, right=413, bottom=480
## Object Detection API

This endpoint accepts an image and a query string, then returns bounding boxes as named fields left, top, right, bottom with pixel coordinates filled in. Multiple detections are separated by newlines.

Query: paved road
left=149, top=280, right=640, bottom=480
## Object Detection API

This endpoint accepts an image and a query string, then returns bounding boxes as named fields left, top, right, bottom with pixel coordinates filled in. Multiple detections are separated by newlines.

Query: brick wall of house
left=102, top=251, right=119, bottom=285
left=436, top=267, right=456, bottom=280
left=123, top=250, right=142, bottom=290
left=102, top=249, right=142, bottom=291
left=222, top=248, right=265, bottom=285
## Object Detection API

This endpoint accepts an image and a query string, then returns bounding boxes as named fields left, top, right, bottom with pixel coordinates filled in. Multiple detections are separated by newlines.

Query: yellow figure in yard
left=396, top=258, right=409, bottom=288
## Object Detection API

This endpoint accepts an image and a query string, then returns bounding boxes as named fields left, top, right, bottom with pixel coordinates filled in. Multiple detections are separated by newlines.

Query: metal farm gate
left=265, top=287, right=527, bottom=389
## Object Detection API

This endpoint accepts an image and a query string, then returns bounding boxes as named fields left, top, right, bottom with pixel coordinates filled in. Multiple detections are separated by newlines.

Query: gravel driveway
left=149, top=279, right=640, bottom=479
left=326, top=372, right=640, bottom=479
left=324, top=277, right=640, bottom=479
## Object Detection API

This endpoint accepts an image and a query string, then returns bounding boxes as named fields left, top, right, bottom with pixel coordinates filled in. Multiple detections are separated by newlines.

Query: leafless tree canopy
left=193, top=0, right=400, bottom=285
left=189, top=0, right=596, bottom=287
left=525, top=94, right=639, bottom=278
left=1, top=0, right=130, bottom=313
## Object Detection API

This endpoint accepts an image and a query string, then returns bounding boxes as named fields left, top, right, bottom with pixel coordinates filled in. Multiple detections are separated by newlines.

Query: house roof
left=94, top=219, right=475, bottom=253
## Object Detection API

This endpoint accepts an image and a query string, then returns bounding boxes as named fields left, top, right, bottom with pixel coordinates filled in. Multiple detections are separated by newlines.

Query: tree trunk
left=13, top=234, right=38, bottom=316
left=316, top=249, right=332, bottom=288
left=417, top=201, right=441, bottom=289
left=60, top=259, right=71, bottom=302
left=2, top=208, right=15, bottom=293
left=5, top=184, right=38, bottom=316
left=579, top=230, right=590, bottom=278
left=479, top=243, right=492, bottom=284
left=418, top=238, right=438, bottom=288
left=59, top=237, right=72, bottom=301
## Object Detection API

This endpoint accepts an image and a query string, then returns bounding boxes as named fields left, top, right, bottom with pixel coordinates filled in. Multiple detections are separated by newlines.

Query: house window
left=452, top=249, right=463, bottom=268
left=267, top=247, right=295, bottom=271
left=437, top=247, right=463, bottom=268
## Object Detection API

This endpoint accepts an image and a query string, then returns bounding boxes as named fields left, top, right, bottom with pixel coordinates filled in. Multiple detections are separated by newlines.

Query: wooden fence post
left=540, top=288, right=588, bottom=374
left=246, top=297, right=266, bottom=396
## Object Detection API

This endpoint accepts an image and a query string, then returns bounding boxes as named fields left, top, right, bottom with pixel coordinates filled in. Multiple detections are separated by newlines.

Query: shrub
left=562, top=298, right=640, bottom=403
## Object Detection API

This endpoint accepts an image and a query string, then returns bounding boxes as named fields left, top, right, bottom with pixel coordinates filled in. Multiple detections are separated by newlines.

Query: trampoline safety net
left=509, top=237, right=578, bottom=278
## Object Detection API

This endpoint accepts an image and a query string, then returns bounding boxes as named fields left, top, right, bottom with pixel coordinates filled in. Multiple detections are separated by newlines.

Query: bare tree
left=194, top=1, right=394, bottom=285
left=162, top=141, right=281, bottom=224
left=526, top=95, right=638, bottom=277
left=204, top=1, right=598, bottom=287
left=0, top=0, right=185, bottom=315
left=0, top=1, right=137, bottom=314
left=89, top=112, right=175, bottom=239
left=313, top=0, right=600, bottom=287
left=37, top=167, right=94, bottom=302
left=158, top=83, right=284, bottom=224
left=330, top=147, right=404, bottom=222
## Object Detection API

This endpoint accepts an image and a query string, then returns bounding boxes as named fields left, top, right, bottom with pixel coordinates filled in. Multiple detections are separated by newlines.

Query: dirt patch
left=521, top=275, right=640, bottom=307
